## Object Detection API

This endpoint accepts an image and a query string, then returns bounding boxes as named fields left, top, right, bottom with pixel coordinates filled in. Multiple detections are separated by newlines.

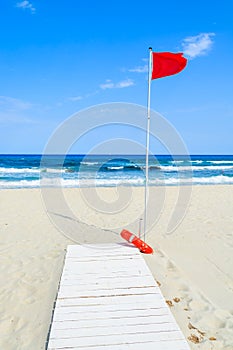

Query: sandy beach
left=1, top=185, right=233, bottom=349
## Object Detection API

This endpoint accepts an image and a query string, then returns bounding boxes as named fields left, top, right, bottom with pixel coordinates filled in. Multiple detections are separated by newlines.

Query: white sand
left=0, top=186, right=233, bottom=349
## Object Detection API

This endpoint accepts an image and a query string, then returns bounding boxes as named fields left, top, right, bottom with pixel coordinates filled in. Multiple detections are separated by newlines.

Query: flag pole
left=143, top=47, right=153, bottom=242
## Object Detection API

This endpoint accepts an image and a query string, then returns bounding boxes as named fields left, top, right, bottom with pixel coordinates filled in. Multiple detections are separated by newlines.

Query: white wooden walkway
left=47, top=244, right=190, bottom=350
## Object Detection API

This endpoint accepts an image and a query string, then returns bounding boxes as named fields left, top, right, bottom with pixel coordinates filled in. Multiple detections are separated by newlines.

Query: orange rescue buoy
left=120, top=229, right=154, bottom=254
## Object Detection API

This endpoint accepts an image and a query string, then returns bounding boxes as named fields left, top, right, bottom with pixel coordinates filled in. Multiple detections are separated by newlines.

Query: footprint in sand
left=189, top=299, right=211, bottom=312
left=178, top=283, right=190, bottom=293
left=166, top=260, right=176, bottom=271
left=226, top=318, right=233, bottom=330
left=11, top=316, right=26, bottom=332
left=17, top=279, right=37, bottom=304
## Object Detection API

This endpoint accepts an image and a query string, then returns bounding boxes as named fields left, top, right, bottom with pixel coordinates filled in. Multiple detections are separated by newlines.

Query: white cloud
left=100, top=79, right=114, bottom=89
left=100, top=79, right=134, bottom=90
left=129, top=58, right=148, bottom=73
left=0, top=96, right=39, bottom=125
left=16, top=1, right=36, bottom=14
left=68, top=96, right=83, bottom=102
left=182, top=33, right=215, bottom=59
left=0, top=96, right=32, bottom=111
left=0, top=112, right=38, bottom=124
left=129, top=65, right=148, bottom=73
left=116, top=79, right=134, bottom=88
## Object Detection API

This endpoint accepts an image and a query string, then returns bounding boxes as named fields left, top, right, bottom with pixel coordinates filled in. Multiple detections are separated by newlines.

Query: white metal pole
left=143, top=47, right=153, bottom=242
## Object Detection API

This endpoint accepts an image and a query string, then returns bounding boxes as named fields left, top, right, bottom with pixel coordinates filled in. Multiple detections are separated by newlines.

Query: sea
left=0, top=154, right=233, bottom=189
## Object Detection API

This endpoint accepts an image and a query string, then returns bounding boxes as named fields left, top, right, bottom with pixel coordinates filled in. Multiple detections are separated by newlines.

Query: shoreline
left=1, top=182, right=233, bottom=190
left=1, top=185, right=233, bottom=349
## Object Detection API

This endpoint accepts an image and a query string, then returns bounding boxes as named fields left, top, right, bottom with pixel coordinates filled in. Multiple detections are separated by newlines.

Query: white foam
left=207, top=160, right=233, bottom=164
left=80, top=161, right=100, bottom=166
left=160, top=165, right=233, bottom=172
left=193, top=165, right=233, bottom=171
left=191, top=160, right=203, bottom=164
left=192, top=175, right=233, bottom=184
left=106, top=166, right=124, bottom=170
left=0, top=167, right=39, bottom=174
left=42, top=168, right=66, bottom=173
left=159, top=165, right=191, bottom=171
left=0, top=180, right=40, bottom=188
left=1, top=174, right=233, bottom=189
left=156, top=175, right=233, bottom=185
left=171, top=160, right=186, bottom=164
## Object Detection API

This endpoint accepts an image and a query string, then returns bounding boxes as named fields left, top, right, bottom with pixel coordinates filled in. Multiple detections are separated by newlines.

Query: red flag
left=151, top=52, right=187, bottom=80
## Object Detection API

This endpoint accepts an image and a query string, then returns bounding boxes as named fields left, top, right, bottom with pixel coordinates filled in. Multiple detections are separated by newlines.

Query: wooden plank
left=48, top=330, right=186, bottom=348
left=54, top=301, right=168, bottom=314
left=63, top=260, right=151, bottom=275
left=53, top=306, right=172, bottom=322
left=47, top=244, right=190, bottom=350
left=67, top=244, right=138, bottom=257
left=60, top=275, right=156, bottom=288
left=57, top=285, right=159, bottom=299
left=55, top=293, right=164, bottom=307
left=66, top=254, right=142, bottom=261
left=48, top=340, right=190, bottom=350
left=49, top=322, right=180, bottom=339
left=50, top=315, right=172, bottom=331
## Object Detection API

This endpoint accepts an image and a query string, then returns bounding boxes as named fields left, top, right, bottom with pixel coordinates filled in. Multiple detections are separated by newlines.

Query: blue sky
left=0, top=0, right=233, bottom=154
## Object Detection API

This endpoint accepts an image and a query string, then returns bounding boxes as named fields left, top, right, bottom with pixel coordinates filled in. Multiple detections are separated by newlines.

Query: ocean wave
left=160, top=165, right=233, bottom=172
left=171, top=160, right=186, bottom=164
left=80, top=161, right=100, bottom=166
left=2, top=174, right=233, bottom=189
left=1, top=164, right=232, bottom=175
left=41, top=177, right=145, bottom=187
left=191, top=160, right=203, bottom=164
left=155, top=175, right=233, bottom=185
left=159, top=165, right=192, bottom=171
left=0, top=167, right=67, bottom=174
left=41, top=168, right=66, bottom=173
left=171, top=160, right=203, bottom=164
left=0, top=167, right=40, bottom=174
left=206, top=160, right=233, bottom=164
left=0, top=180, right=40, bottom=188
left=191, top=175, right=233, bottom=184
left=99, top=164, right=142, bottom=172
left=106, top=166, right=124, bottom=171
left=192, top=165, right=233, bottom=171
